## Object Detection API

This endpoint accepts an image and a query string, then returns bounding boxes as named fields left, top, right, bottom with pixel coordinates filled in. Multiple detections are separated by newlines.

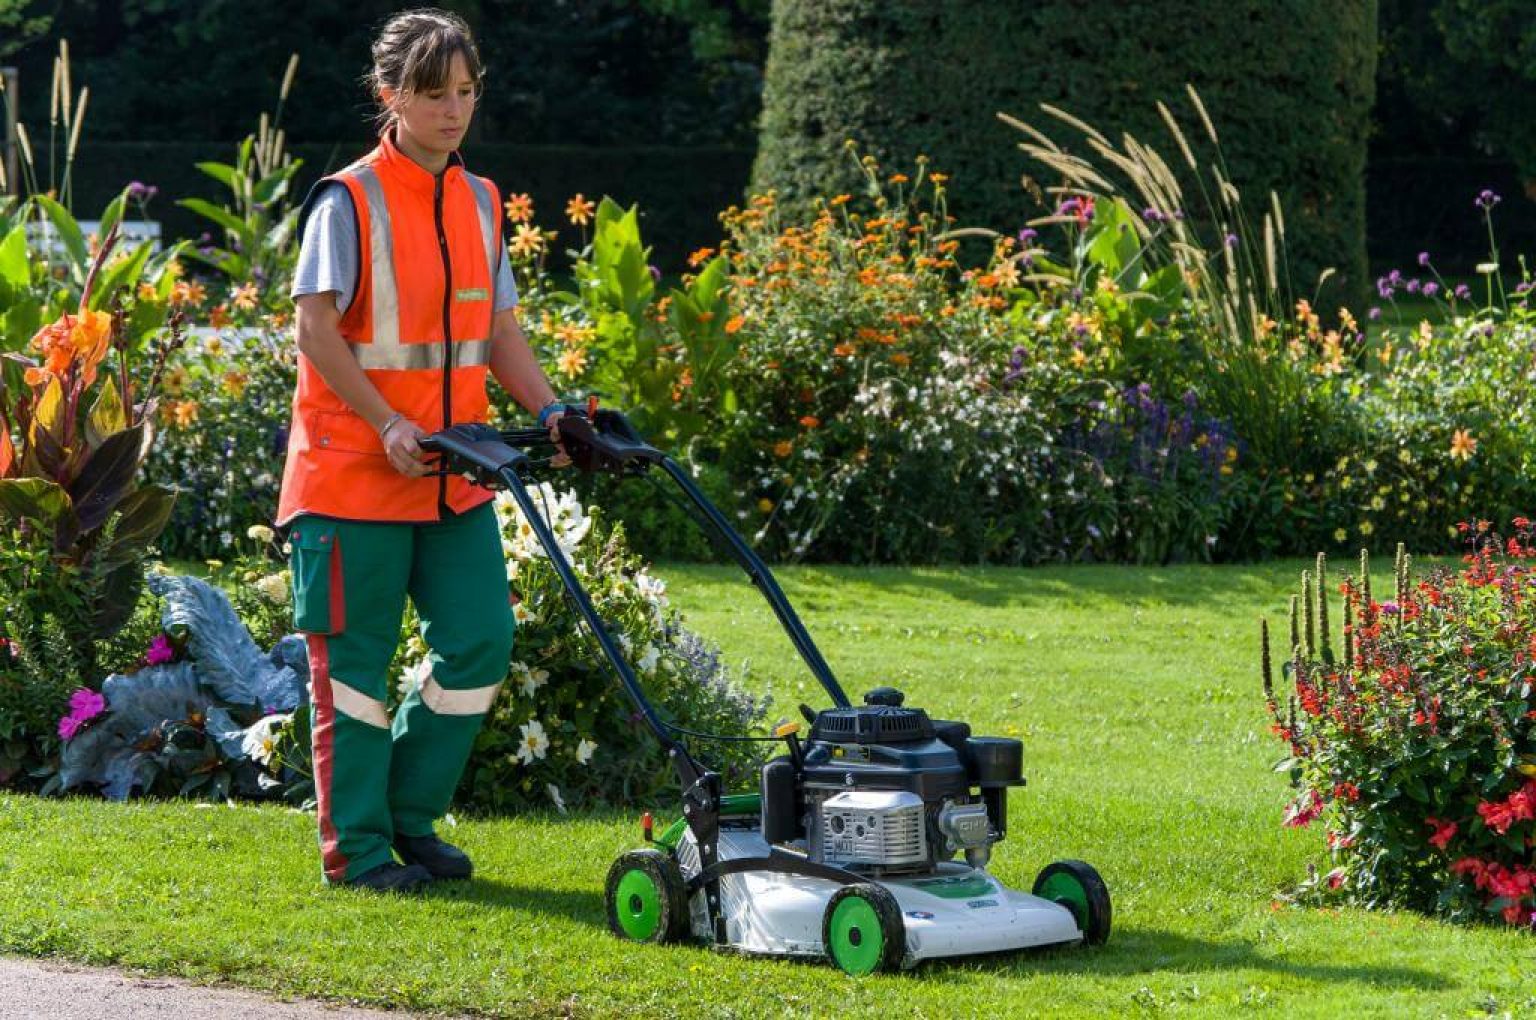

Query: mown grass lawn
left=2, top=560, right=1533, bottom=1018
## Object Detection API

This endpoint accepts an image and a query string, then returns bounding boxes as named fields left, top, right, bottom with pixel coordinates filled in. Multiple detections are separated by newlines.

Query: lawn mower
left=419, top=407, right=1111, bottom=974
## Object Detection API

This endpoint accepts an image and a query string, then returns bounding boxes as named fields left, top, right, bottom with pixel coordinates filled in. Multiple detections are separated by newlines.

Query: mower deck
left=674, top=826, right=1083, bottom=967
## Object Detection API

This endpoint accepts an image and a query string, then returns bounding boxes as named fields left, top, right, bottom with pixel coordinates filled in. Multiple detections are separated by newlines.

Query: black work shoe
left=344, top=861, right=433, bottom=893
left=394, top=832, right=474, bottom=880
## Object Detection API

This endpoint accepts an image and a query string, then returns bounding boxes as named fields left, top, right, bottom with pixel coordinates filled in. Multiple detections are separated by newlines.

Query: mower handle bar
left=418, top=412, right=852, bottom=755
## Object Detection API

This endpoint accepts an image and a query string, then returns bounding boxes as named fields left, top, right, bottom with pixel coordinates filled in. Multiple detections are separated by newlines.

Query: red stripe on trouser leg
left=329, top=535, right=347, bottom=634
left=307, top=634, right=349, bottom=883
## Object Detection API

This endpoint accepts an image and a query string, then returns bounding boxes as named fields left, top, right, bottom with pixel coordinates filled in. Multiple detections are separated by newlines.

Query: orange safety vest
left=276, top=130, right=504, bottom=526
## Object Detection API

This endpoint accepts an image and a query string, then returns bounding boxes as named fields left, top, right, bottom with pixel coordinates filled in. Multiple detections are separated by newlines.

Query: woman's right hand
left=382, top=418, right=431, bottom=477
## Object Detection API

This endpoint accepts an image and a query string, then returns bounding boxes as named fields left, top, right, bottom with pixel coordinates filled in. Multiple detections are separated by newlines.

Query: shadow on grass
left=917, top=927, right=1447, bottom=990
left=423, top=879, right=1446, bottom=992
left=419, top=877, right=606, bottom=926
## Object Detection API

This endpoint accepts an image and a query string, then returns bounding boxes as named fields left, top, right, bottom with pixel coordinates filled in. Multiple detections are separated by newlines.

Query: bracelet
left=378, top=412, right=405, bottom=438
left=536, top=401, right=565, bottom=428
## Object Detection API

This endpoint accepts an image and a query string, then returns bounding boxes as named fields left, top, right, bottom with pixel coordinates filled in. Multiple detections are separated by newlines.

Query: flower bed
left=1265, top=526, right=1536, bottom=925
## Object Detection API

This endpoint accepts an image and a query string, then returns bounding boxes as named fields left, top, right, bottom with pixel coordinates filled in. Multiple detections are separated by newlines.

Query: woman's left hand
left=546, top=411, right=572, bottom=469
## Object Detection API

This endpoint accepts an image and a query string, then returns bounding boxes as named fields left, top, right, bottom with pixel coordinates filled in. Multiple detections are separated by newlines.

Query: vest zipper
left=434, top=171, right=452, bottom=517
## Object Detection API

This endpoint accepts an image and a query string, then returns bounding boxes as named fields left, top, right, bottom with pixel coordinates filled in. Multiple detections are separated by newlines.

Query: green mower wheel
left=604, top=849, right=689, bottom=944
left=1033, top=859, right=1112, bottom=945
left=821, top=883, right=905, bottom=975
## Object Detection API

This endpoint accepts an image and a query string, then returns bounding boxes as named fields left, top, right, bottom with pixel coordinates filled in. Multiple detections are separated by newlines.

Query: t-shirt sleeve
left=290, top=183, right=359, bottom=315
left=493, top=242, right=519, bottom=312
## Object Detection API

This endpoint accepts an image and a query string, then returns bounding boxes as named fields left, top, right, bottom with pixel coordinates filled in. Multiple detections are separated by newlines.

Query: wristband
left=536, top=401, right=565, bottom=428
left=378, top=412, right=405, bottom=438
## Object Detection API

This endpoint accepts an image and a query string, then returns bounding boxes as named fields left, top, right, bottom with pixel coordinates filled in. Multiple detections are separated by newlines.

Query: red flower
left=1284, top=789, right=1324, bottom=828
left=1425, top=816, right=1458, bottom=850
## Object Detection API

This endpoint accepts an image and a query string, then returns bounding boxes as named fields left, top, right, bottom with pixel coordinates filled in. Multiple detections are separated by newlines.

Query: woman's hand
left=383, top=418, right=432, bottom=477
left=546, top=410, right=572, bottom=469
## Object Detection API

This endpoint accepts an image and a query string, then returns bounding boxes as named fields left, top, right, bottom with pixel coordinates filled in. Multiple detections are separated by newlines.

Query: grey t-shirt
left=290, top=182, right=518, bottom=315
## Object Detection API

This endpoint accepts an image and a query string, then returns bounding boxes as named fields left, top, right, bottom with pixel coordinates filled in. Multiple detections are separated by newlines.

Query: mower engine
left=761, top=687, right=1023, bottom=875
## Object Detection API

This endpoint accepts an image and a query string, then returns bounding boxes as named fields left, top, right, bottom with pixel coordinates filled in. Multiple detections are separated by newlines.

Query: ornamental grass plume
left=1263, top=521, right=1536, bottom=925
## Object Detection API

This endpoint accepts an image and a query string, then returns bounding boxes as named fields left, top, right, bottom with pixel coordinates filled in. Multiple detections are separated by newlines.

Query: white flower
left=513, top=602, right=538, bottom=625
left=240, top=713, right=290, bottom=767
left=516, top=718, right=550, bottom=764
left=219, top=530, right=234, bottom=547
left=399, top=657, right=433, bottom=699
left=546, top=783, right=567, bottom=814
left=246, top=524, right=275, bottom=543
left=516, top=664, right=549, bottom=697
left=254, top=573, right=290, bottom=605
left=637, top=644, right=660, bottom=676
left=634, top=572, right=668, bottom=606
left=575, top=738, right=597, bottom=765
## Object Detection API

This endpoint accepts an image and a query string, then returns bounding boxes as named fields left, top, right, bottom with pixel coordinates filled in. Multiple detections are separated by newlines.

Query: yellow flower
left=1359, top=520, right=1375, bottom=536
left=556, top=347, right=588, bottom=377
left=222, top=369, right=249, bottom=397
left=565, top=194, right=595, bottom=226
left=992, top=260, right=1021, bottom=288
left=757, top=498, right=774, bottom=514
left=137, top=282, right=158, bottom=302
left=504, top=193, right=534, bottom=223
left=1450, top=428, right=1477, bottom=461
left=510, top=224, right=545, bottom=258
left=1333, top=528, right=1347, bottom=542
left=162, top=364, right=190, bottom=397
left=172, top=400, right=199, bottom=427
left=231, top=281, right=259, bottom=311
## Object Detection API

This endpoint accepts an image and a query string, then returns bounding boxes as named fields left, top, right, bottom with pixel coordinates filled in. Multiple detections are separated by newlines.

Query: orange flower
left=29, top=309, right=113, bottom=384
left=23, top=366, right=48, bottom=387
left=208, top=303, right=232, bottom=329
left=889, top=352, right=910, bottom=367
left=557, top=347, right=588, bottom=377
left=504, top=193, right=534, bottom=223
left=137, top=282, right=158, bottom=302
left=773, top=440, right=794, bottom=458
left=565, top=193, right=595, bottom=226
left=889, top=173, right=909, bottom=184
left=231, top=281, right=259, bottom=311
left=221, top=370, right=249, bottom=397
left=724, top=315, right=745, bottom=334
left=1450, top=429, right=1477, bottom=461
left=170, top=279, right=206, bottom=307
left=697, top=311, right=715, bottom=324
left=799, top=415, right=820, bottom=429
left=510, top=224, right=545, bottom=258
left=172, top=400, right=199, bottom=428
left=688, top=247, right=716, bottom=268
left=829, top=194, right=851, bottom=207
left=833, top=343, right=855, bottom=357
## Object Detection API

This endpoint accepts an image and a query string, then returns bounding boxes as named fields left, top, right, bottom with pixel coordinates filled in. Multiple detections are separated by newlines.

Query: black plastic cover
left=810, top=705, right=935, bottom=745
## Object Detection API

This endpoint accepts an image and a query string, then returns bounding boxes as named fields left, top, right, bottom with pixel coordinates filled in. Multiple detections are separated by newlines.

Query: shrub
left=389, top=483, right=771, bottom=812
left=1265, top=534, right=1536, bottom=924
left=753, top=0, right=1376, bottom=308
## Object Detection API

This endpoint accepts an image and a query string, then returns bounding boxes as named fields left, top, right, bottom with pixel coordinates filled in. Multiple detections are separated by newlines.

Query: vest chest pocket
left=289, top=524, right=346, bottom=634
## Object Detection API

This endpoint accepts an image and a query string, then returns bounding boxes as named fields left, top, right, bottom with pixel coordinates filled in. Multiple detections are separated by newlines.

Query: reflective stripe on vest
left=349, top=165, right=496, bottom=371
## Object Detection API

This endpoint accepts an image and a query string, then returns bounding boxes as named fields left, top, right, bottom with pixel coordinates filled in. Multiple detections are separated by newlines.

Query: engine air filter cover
left=810, top=705, right=935, bottom=745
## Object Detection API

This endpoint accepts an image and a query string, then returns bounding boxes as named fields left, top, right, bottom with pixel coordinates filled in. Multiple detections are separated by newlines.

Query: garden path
left=0, top=955, right=471, bottom=1019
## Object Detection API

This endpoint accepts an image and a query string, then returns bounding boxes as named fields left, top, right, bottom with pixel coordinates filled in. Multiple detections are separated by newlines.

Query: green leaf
left=88, top=241, right=154, bottom=312
left=194, top=161, right=242, bottom=193
left=85, top=376, right=128, bottom=449
left=0, top=225, right=29, bottom=289
left=251, top=164, right=299, bottom=206
left=0, top=476, right=72, bottom=525
left=97, top=191, right=128, bottom=246
left=67, top=423, right=149, bottom=532
left=32, top=195, right=89, bottom=273
left=176, top=199, right=252, bottom=248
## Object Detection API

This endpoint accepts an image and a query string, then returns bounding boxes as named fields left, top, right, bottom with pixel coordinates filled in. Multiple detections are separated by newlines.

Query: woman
left=277, top=8, right=566, bottom=893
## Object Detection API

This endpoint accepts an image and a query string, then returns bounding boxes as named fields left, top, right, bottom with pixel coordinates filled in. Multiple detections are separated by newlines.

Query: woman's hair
left=366, top=7, right=483, bottom=130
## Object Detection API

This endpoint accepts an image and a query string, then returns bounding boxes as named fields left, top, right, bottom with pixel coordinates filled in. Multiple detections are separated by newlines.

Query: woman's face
left=392, top=52, right=477, bottom=157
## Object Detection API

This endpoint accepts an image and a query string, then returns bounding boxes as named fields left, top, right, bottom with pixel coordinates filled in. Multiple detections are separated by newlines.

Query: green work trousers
left=288, top=501, right=516, bottom=883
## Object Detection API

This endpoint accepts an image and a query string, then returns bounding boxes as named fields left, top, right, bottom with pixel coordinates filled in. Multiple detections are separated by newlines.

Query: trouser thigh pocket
left=290, top=522, right=346, bottom=634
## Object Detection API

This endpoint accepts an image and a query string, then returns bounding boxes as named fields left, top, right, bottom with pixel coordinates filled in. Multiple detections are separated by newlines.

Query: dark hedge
left=753, top=0, right=1378, bottom=309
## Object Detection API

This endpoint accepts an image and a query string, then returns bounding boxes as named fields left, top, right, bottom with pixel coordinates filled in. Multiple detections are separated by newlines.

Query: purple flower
left=58, top=715, right=83, bottom=741
left=1418, top=251, right=1431, bottom=267
left=1388, top=269, right=1403, bottom=286
left=1368, top=306, right=1382, bottom=321
left=1224, top=233, right=1238, bottom=249
left=146, top=633, right=175, bottom=666
left=1422, top=282, right=1439, bottom=298
left=1379, top=601, right=1400, bottom=615
left=1017, top=227, right=1038, bottom=246
left=1376, top=277, right=1394, bottom=299
left=126, top=181, right=158, bottom=201
left=68, top=688, right=105, bottom=722
left=1406, top=278, right=1421, bottom=294
left=1476, top=189, right=1502, bottom=210
left=1142, top=207, right=1165, bottom=223
left=1454, top=283, right=1472, bottom=300
left=649, top=265, right=661, bottom=283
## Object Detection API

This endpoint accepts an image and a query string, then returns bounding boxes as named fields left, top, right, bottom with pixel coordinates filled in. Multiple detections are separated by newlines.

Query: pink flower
left=57, top=715, right=82, bottom=741
left=145, top=634, right=175, bottom=666
left=1284, top=789, right=1324, bottom=828
left=68, top=688, right=105, bottom=722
